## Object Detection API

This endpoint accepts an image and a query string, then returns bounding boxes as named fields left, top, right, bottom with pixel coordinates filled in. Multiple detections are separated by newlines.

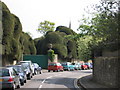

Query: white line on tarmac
left=38, top=76, right=53, bottom=89
left=42, top=79, right=46, bottom=83
left=38, top=85, right=42, bottom=89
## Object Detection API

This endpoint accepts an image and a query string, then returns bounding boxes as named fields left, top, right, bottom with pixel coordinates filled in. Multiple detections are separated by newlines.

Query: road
left=19, top=70, right=92, bottom=90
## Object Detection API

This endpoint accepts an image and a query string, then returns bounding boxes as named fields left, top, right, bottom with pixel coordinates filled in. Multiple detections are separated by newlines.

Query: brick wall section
left=93, top=57, right=119, bottom=88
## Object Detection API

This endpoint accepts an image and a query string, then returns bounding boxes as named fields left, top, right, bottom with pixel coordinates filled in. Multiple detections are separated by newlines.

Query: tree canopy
left=37, top=20, right=55, bottom=35
left=77, top=0, right=120, bottom=60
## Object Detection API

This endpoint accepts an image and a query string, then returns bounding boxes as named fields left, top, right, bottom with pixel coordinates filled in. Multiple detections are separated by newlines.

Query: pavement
left=42, top=69, right=48, bottom=73
left=77, top=74, right=112, bottom=90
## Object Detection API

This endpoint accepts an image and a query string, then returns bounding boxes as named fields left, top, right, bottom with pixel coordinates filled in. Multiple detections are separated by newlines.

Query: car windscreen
left=13, top=66, right=23, bottom=73
left=0, top=69, right=10, bottom=77
left=21, top=63, right=30, bottom=69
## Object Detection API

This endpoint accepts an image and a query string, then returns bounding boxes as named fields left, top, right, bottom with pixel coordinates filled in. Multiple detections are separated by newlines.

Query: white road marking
left=42, top=79, right=46, bottom=83
left=38, top=85, right=42, bottom=89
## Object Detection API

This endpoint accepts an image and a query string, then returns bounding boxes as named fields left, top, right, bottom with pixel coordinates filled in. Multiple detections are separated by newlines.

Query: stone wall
left=102, top=50, right=120, bottom=57
left=93, top=57, right=119, bottom=88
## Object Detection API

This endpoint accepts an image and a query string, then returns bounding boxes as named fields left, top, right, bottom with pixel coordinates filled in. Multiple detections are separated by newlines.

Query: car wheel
left=33, top=73, right=34, bottom=76
left=29, top=77, right=31, bottom=80
left=17, top=81, right=21, bottom=88
left=11, top=83, right=16, bottom=90
left=48, top=70, right=50, bottom=72
left=31, top=75, right=33, bottom=78
left=24, top=79, right=27, bottom=83
left=40, top=71, right=42, bottom=74
left=21, top=82, right=24, bottom=86
left=82, top=68, right=84, bottom=70
left=28, top=75, right=31, bottom=80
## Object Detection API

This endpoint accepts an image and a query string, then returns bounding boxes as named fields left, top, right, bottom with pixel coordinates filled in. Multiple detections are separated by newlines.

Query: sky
left=2, top=0, right=100, bottom=39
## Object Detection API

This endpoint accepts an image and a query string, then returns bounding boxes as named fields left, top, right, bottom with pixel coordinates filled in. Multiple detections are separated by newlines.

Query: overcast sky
left=2, top=0, right=100, bottom=39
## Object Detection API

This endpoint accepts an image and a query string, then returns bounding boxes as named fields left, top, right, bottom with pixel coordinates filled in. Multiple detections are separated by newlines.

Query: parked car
left=72, top=63, right=79, bottom=70
left=7, top=65, right=27, bottom=85
left=61, top=62, right=74, bottom=71
left=48, top=62, right=63, bottom=72
left=81, top=63, right=88, bottom=70
left=33, top=63, right=42, bottom=75
left=0, top=67, right=21, bottom=90
left=19, top=61, right=34, bottom=76
left=17, top=62, right=33, bottom=80
left=77, top=63, right=82, bottom=70
left=85, top=63, right=93, bottom=69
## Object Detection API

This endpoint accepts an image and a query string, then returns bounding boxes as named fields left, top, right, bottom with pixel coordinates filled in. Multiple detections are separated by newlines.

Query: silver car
left=7, top=65, right=27, bottom=86
left=0, top=67, right=21, bottom=90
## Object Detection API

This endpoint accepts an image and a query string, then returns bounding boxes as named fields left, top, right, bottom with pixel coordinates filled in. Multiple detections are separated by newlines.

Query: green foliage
left=35, top=31, right=67, bottom=56
left=56, top=26, right=76, bottom=35
left=2, top=2, right=36, bottom=63
left=34, top=37, right=46, bottom=54
left=77, top=36, right=93, bottom=61
left=48, top=49, right=55, bottom=62
left=38, top=20, right=55, bottom=35
left=45, top=32, right=64, bottom=44
left=76, top=0, right=120, bottom=61
left=52, top=44, right=67, bottom=59
left=13, top=14, right=22, bottom=39
left=67, top=40, right=77, bottom=59
left=2, top=2, right=21, bottom=58
left=21, top=32, right=36, bottom=55
left=35, top=26, right=78, bottom=61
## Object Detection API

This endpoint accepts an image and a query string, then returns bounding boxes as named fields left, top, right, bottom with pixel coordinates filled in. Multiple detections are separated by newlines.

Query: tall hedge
left=35, top=26, right=78, bottom=61
left=2, top=2, right=36, bottom=65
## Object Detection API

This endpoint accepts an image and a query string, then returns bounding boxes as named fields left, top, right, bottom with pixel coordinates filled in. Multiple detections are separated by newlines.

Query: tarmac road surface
left=18, top=69, right=92, bottom=90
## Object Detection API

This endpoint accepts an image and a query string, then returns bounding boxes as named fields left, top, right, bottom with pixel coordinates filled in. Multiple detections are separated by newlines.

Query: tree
left=74, top=0, right=120, bottom=61
left=77, top=36, right=93, bottom=61
left=78, top=0, right=119, bottom=52
left=37, top=20, right=55, bottom=35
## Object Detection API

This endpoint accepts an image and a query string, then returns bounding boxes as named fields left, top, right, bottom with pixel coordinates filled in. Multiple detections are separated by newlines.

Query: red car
left=48, top=62, right=64, bottom=72
left=81, top=63, right=88, bottom=70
